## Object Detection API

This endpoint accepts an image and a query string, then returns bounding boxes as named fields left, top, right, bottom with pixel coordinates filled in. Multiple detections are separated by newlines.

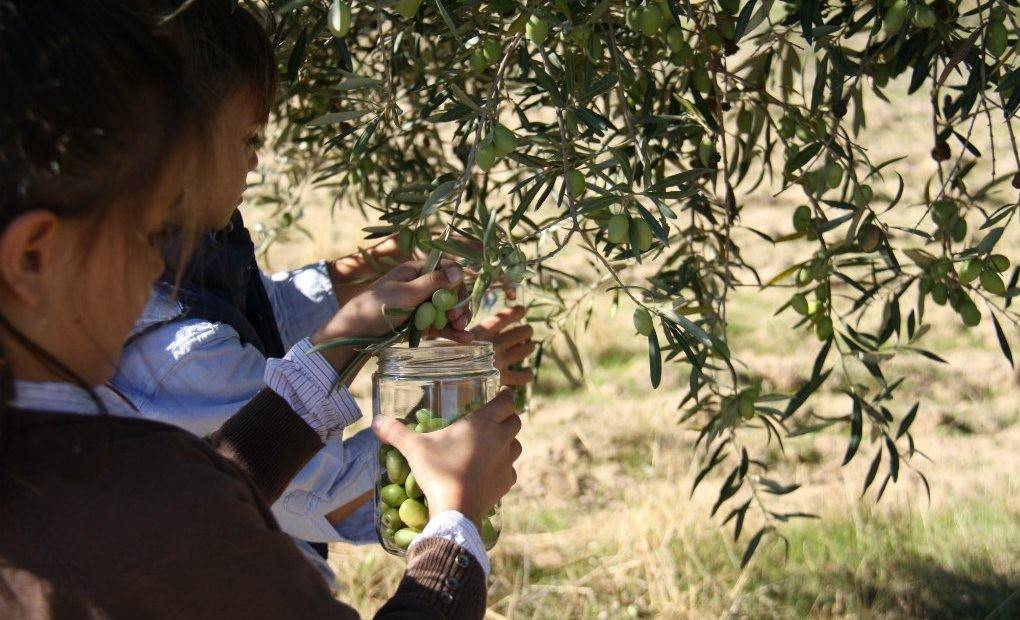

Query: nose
left=248, top=150, right=259, bottom=172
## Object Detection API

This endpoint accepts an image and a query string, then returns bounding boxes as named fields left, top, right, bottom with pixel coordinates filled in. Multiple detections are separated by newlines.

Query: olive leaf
left=260, top=0, right=1019, bottom=565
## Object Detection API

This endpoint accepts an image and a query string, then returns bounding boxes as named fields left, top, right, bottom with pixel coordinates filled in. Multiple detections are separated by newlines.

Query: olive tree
left=249, top=0, right=1019, bottom=563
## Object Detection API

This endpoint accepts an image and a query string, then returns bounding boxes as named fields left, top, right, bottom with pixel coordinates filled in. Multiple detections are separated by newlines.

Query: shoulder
left=124, top=284, right=247, bottom=360
left=112, top=287, right=255, bottom=398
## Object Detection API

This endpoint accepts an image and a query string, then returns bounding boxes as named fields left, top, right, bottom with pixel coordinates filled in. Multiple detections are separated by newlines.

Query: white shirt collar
left=9, top=380, right=138, bottom=417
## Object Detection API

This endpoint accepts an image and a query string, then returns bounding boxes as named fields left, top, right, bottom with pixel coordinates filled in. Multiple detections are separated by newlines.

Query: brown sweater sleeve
left=203, top=391, right=489, bottom=617
left=376, top=537, right=487, bottom=619
left=206, top=388, right=323, bottom=504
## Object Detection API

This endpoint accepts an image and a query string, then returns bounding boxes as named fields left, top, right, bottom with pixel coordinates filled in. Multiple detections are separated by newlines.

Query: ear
left=0, top=210, right=61, bottom=307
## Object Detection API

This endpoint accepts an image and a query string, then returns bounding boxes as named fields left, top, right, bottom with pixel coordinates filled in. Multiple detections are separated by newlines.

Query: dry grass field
left=251, top=74, right=1019, bottom=618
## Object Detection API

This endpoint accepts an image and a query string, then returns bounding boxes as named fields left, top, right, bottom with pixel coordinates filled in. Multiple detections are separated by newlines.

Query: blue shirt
left=110, top=261, right=378, bottom=545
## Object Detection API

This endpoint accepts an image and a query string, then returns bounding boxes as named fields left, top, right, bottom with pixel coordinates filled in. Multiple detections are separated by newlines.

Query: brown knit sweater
left=0, top=389, right=486, bottom=618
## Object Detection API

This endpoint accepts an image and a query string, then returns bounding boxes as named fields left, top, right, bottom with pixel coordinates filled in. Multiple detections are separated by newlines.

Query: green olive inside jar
left=373, top=341, right=502, bottom=556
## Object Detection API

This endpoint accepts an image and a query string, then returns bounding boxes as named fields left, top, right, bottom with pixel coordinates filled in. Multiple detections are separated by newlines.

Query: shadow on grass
left=865, top=556, right=1019, bottom=619
left=754, top=552, right=1019, bottom=619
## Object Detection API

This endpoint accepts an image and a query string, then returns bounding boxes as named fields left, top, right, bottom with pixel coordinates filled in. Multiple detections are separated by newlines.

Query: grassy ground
left=251, top=71, right=1020, bottom=618
left=315, top=296, right=1019, bottom=619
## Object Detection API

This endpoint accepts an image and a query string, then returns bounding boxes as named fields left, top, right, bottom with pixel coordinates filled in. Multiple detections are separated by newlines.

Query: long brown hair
left=0, top=0, right=210, bottom=422
left=145, top=0, right=279, bottom=123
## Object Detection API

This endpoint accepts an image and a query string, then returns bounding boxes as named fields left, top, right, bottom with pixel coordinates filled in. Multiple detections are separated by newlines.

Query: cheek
left=92, top=236, right=162, bottom=324
left=64, top=242, right=142, bottom=350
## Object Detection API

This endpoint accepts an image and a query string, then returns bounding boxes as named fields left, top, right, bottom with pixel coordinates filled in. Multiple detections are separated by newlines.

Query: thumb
left=372, top=415, right=417, bottom=453
left=400, top=265, right=463, bottom=305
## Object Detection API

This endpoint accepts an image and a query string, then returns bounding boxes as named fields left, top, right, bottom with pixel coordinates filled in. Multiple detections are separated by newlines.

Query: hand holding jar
left=372, top=342, right=517, bottom=555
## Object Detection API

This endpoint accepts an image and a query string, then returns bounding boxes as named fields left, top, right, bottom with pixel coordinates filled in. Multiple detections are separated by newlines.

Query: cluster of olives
left=958, top=255, right=1010, bottom=294
left=475, top=124, right=519, bottom=172
left=624, top=3, right=667, bottom=37
left=883, top=1, right=944, bottom=33
left=919, top=253, right=1010, bottom=327
left=883, top=1, right=1011, bottom=56
left=413, top=288, right=459, bottom=332
left=799, top=160, right=846, bottom=197
left=931, top=199, right=969, bottom=243
left=777, top=111, right=878, bottom=202
left=789, top=279, right=833, bottom=341
left=786, top=246, right=833, bottom=341
left=377, top=408, right=499, bottom=551
left=328, top=0, right=424, bottom=34
left=470, top=39, right=503, bottom=73
left=794, top=202, right=884, bottom=252
left=496, top=244, right=528, bottom=284
left=605, top=212, right=656, bottom=253
left=625, top=1, right=740, bottom=90
left=777, top=111, right=836, bottom=144
left=721, top=385, right=760, bottom=424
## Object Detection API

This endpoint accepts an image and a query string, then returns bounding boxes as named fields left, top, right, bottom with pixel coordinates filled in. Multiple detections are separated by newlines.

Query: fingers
left=372, top=415, right=416, bottom=452
left=485, top=306, right=527, bottom=330
left=502, top=467, right=518, bottom=492
left=429, top=327, right=475, bottom=343
left=492, top=324, right=534, bottom=351
left=399, top=264, right=463, bottom=306
left=378, top=260, right=425, bottom=282
left=381, top=259, right=458, bottom=283
left=448, top=295, right=471, bottom=330
left=496, top=435, right=522, bottom=495
left=471, top=306, right=527, bottom=340
left=500, top=368, right=534, bottom=387
left=450, top=311, right=471, bottom=331
left=472, top=388, right=518, bottom=424
left=502, top=412, right=522, bottom=438
left=498, top=339, right=536, bottom=365
left=509, top=439, right=523, bottom=462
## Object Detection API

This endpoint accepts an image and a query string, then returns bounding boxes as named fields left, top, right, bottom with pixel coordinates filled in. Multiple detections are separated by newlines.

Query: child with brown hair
left=0, top=0, right=520, bottom=616
left=109, top=0, right=535, bottom=585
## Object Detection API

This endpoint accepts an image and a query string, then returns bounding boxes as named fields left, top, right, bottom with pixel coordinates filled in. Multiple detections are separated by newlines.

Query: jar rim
left=378, top=340, right=493, bottom=358
left=376, top=341, right=496, bottom=375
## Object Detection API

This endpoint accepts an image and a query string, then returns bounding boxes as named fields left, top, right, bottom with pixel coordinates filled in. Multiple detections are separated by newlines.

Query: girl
left=0, top=1, right=520, bottom=617
left=107, top=0, right=535, bottom=580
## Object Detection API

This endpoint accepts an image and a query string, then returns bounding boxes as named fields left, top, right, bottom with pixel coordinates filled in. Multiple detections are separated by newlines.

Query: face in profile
left=201, top=89, right=265, bottom=231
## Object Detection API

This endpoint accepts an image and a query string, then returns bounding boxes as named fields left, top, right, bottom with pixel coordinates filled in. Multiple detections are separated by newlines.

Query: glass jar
left=372, top=341, right=502, bottom=557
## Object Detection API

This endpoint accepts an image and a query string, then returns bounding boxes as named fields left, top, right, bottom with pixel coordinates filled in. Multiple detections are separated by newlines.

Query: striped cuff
left=264, top=338, right=362, bottom=442
left=410, top=510, right=490, bottom=578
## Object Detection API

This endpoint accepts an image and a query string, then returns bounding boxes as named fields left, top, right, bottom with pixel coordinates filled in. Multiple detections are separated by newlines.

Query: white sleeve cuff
left=409, top=510, right=490, bottom=578
left=264, top=338, right=362, bottom=441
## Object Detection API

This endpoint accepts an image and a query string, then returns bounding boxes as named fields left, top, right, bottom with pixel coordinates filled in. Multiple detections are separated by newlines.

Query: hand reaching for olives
left=470, top=306, right=536, bottom=387
left=372, top=389, right=523, bottom=531
left=313, top=258, right=473, bottom=345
